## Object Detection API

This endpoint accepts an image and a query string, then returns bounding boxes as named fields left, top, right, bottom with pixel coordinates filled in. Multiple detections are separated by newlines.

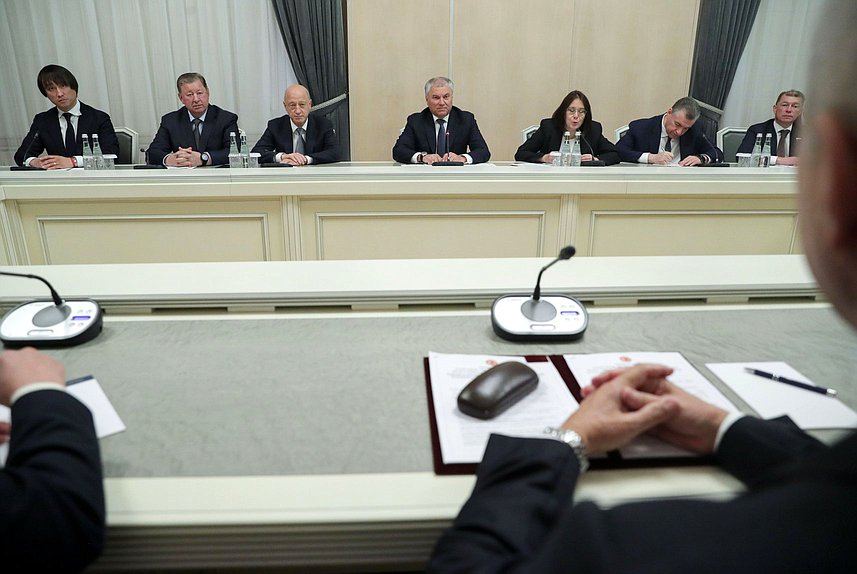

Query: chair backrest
left=614, top=124, right=629, bottom=143
left=521, top=125, right=539, bottom=144
left=114, top=126, right=139, bottom=164
left=716, top=127, right=747, bottom=163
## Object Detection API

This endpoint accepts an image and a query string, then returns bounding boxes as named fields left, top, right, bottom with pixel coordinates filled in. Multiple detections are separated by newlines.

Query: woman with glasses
left=515, top=90, right=619, bottom=165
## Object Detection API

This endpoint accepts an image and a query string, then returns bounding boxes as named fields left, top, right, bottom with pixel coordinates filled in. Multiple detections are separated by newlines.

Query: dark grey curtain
left=271, top=0, right=350, bottom=160
left=689, top=0, right=761, bottom=141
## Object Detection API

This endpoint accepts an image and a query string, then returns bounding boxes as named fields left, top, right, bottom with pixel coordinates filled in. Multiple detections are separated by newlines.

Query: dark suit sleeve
left=307, top=116, right=340, bottom=164
left=737, top=123, right=763, bottom=154
left=92, top=109, right=120, bottom=157
left=461, top=113, right=490, bottom=164
left=392, top=114, right=422, bottom=163
left=251, top=123, right=279, bottom=164
left=207, top=111, right=239, bottom=166
left=147, top=115, right=174, bottom=165
left=429, top=422, right=840, bottom=574
left=615, top=119, right=646, bottom=163
left=14, top=118, right=47, bottom=166
left=0, top=390, right=104, bottom=572
left=515, top=120, right=552, bottom=163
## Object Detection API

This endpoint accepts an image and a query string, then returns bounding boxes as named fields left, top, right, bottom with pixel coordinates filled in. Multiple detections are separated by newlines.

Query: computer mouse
left=457, top=361, right=539, bottom=420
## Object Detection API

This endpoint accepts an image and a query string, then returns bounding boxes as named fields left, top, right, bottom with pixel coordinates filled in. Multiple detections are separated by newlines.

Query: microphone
left=700, top=130, right=722, bottom=164
left=491, top=246, right=589, bottom=341
left=579, top=133, right=606, bottom=166
left=11, top=131, right=42, bottom=170
left=531, top=245, right=575, bottom=302
left=0, top=270, right=103, bottom=347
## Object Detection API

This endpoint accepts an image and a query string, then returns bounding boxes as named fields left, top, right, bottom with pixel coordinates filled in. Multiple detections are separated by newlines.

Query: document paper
left=428, top=352, right=578, bottom=464
left=706, top=361, right=857, bottom=430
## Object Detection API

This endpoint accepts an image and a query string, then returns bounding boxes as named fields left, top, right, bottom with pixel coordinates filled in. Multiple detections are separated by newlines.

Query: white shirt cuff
left=638, top=152, right=650, bottom=164
left=10, top=382, right=66, bottom=405
left=410, top=152, right=422, bottom=164
left=463, top=154, right=473, bottom=164
left=714, top=411, right=747, bottom=451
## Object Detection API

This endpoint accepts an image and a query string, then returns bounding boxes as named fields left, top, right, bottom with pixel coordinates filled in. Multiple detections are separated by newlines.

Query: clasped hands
left=562, top=364, right=728, bottom=456
left=31, top=155, right=74, bottom=170
left=422, top=152, right=467, bottom=164
left=166, top=147, right=203, bottom=167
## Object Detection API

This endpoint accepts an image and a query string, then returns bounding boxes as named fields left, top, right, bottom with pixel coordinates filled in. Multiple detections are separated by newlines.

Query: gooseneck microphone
left=11, top=131, right=41, bottom=170
left=532, top=245, right=576, bottom=300
left=0, top=270, right=103, bottom=347
left=491, top=246, right=589, bottom=341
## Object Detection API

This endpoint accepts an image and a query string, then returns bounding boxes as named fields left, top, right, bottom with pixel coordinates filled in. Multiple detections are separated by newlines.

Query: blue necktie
left=436, top=119, right=447, bottom=155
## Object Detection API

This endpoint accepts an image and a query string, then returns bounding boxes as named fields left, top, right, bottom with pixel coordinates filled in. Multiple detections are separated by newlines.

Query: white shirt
left=24, top=100, right=83, bottom=167
left=410, top=114, right=473, bottom=164
left=277, top=119, right=313, bottom=164
left=768, top=121, right=793, bottom=165
left=638, top=114, right=680, bottom=164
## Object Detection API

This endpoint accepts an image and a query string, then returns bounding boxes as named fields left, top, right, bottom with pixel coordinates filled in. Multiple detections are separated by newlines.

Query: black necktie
left=295, top=128, right=305, bottom=154
left=664, top=136, right=672, bottom=153
left=436, top=119, right=447, bottom=155
left=777, top=129, right=790, bottom=157
left=63, top=112, right=75, bottom=154
left=191, top=118, right=201, bottom=150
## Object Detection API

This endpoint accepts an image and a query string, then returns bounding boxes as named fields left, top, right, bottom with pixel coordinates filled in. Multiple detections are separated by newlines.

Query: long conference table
left=1, top=162, right=799, bottom=266
left=2, top=256, right=855, bottom=572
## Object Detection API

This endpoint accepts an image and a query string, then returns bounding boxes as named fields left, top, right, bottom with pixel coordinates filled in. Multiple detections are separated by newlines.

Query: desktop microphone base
left=1, top=299, right=103, bottom=348
left=492, top=294, right=588, bottom=342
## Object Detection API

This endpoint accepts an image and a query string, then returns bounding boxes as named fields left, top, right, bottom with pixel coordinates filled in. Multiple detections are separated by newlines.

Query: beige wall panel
left=452, top=1, right=575, bottom=162
left=587, top=211, right=798, bottom=256
left=16, top=200, right=286, bottom=264
left=574, top=196, right=798, bottom=256
left=299, top=196, right=562, bottom=260
left=347, top=0, right=450, bottom=161
left=569, top=1, right=700, bottom=142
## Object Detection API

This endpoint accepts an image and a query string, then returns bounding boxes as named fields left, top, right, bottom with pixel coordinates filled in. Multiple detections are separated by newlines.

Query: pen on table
left=744, top=368, right=837, bottom=397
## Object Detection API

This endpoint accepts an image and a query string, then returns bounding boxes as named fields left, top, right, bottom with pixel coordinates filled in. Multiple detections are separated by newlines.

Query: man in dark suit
left=0, top=347, right=104, bottom=571
left=251, top=84, right=339, bottom=165
left=392, top=77, right=490, bottom=164
left=147, top=72, right=239, bottom=166
left=428, top=3, right=857, bottom=570
left=616, top=97, right=721, bottom=165
left=14, top=64, right=119, bottom=169
left=737, top=90, right=804, bottom=166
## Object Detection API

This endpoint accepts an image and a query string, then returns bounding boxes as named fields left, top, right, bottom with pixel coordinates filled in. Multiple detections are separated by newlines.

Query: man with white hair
left=428, top=2, right=857, bottom=571
left=392, top=77, right=490, bottom=165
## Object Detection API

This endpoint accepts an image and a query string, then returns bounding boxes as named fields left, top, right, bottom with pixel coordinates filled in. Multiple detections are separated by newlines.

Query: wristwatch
left=417, top=153, right=425, bottom=164
left=200, top=152, right=210, bottom=166
left=543, top=426, right=589, bottom=472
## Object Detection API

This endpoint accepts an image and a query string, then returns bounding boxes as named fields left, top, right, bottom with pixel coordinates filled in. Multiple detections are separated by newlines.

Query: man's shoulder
left=208, top=104, right=238, bottom=123
left=629, top=115, right=659, bottom=130
left=79, top=102, right=111, bottom=119
left=451, top=106, right=476, bottom=122
left=159, top=107, right=185, bottom=124
left=747, top=119, right=774, bottom=132
left=310, top=113, right=335, bottom=130
left=406, top=109, right=431, bottom=123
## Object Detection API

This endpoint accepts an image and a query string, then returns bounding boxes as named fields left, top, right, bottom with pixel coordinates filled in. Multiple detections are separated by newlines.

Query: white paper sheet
left=564, top=352, right=740, bottom=458
left=428, top=352, right=578, bottom=464
left=0, top=375, right=125, bottom=466
left=706, top=361, right=857, bottom=430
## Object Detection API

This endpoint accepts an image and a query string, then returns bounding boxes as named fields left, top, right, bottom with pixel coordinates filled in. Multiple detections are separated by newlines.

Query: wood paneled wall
left=347, top=0, right=700, bottom=161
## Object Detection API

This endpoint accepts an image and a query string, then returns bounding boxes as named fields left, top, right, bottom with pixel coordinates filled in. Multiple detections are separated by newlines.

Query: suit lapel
left=424, top=111, right=437, bottom=154
left=198, top=106, right=215, bottom=151
left=650, top=116, right=662, bottom=153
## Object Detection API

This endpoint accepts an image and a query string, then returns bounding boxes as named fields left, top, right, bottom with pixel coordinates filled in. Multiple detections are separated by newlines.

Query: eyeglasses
left=566, top=107, right=587, bottom=116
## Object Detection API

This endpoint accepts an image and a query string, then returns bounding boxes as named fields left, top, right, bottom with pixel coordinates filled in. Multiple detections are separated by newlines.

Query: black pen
left=744, top=368, right=837, bottom=397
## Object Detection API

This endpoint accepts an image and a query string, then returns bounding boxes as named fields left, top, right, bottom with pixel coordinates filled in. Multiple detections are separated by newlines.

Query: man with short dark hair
left=392, top=77, right=490, bottom=165
left=0, top=347, right=104, bottom=571
left=252, top=84, right=339, bottom=165
left=737, top=90, right=805, bottom=166
left=147, top=72, right=239, bottom=167
left=428, top=2, right=857, bottom=570
left=617, top=96, right=721, bottom=165
left=14, top=64, right=119, bottom=169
